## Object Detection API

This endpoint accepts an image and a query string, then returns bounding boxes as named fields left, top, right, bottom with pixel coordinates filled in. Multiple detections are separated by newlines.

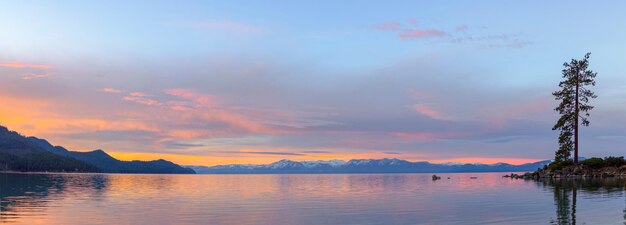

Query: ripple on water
left=2, top=172, right=626, bottom=225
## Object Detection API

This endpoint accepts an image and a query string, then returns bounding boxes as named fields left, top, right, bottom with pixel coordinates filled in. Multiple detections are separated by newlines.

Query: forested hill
left=0, top=126, right=194, bottom=174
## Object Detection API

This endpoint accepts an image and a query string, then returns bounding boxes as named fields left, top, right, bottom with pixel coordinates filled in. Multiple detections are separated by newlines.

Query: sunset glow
left=1, top=1, right=625, bottom=166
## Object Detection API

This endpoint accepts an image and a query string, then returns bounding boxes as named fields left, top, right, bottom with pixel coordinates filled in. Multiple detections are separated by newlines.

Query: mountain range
left=0, top=124, right=552, bottom=175
left=0, top=125, right=194, bottom=174
left=187, top=158, right=552, bottom=174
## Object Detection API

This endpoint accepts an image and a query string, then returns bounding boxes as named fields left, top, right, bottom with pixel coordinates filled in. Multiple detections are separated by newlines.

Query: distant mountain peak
left=187, top=158, right=552, bottom=174
left=268, top=159, right=303, bottom=169
left=84, top=149, right=112, bottom=158
left=301, top=159, right=346, bottom=168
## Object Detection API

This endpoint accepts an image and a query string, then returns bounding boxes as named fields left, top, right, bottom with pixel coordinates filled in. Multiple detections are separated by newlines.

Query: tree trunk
left=574, top=69, right=579, bottom=164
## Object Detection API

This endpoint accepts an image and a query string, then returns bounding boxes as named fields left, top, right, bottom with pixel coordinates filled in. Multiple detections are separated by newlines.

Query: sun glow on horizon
left=2, top=1, right=625, bottom=168
left=107, top=151, right=544, bottom=166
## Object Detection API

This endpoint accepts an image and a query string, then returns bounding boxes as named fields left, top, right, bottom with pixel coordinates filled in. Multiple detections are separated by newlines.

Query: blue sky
left=1, top=1, right=625, bottom=165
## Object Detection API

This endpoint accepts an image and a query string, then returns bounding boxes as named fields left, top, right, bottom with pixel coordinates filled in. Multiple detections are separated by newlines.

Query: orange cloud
left=0, top=91, right=545, bottom=167
left=0, top=94, right=160, bottom=138
left=0, top=62, right=51, bottom=70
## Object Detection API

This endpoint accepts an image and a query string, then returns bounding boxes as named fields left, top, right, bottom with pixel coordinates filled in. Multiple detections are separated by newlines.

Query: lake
left=1, top=172, right=625, bottom=225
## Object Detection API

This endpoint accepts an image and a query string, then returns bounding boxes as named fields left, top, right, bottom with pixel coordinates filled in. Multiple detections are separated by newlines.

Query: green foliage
left=552, top=53, right=597, bottom=162
left=579, top=156, right=625, bottom=169
left=548, top=160, right=574, bottom=171
left=603, top=156, right=625, bottom=167
left=0, top=152, right=100, bottom=172
left=581, top=157, right=604, bottom=169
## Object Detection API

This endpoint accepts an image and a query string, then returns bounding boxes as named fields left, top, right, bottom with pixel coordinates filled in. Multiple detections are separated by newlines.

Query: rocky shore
left=504, top=164, right=626, bottom=179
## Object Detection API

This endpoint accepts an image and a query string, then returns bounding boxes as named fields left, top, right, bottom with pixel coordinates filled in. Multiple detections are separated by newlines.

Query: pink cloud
left=0, top=61, right=51, bottom=70
left=101, top=88, right=123, bottom=93
left=398, top=28, right=446, bottom=39
left=407, top=90, right=453, bottom=121
left=165, top=88, right=216, bottom=106
left=372, top=20, right=447, bottom=39
left=166, top=101, right=194, bottom=111
left=129, top=92, right=149, bottom=97
left=372, top=21, right=402, bottom=31
left=21, top=73, right=52, bottom=80
left=162, top=88, right=293, bottom=136
left=412, top=104, right=448, bottom=120
left=115, top=88, right=304, bottom=142
left=123, top=96, right=162, bottom=106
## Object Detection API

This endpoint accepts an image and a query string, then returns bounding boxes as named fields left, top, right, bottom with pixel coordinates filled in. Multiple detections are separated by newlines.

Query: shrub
left=546, top=156, right=626, bottom=171
left=604, top=156, right=626, bottom=167
left=548, top=160, right=574, bottom=171
left=579, top=156, right=625, bottom=168
left=581, top=157, right=604, bottom=169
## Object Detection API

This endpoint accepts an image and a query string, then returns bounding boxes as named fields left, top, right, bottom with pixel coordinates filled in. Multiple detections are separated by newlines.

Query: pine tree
left=552, top=53, right=597, bottom=163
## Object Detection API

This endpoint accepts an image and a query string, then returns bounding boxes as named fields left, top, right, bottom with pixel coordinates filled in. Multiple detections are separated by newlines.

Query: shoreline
left=0, top=171, right=196, bottom=175
left=2, top=170, right=530, bottom=175
left=504, top=164, right=626, bottom=179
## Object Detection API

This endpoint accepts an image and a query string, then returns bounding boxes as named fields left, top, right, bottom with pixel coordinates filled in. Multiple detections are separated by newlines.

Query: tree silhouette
left=552, top=53, right=597, bottom=163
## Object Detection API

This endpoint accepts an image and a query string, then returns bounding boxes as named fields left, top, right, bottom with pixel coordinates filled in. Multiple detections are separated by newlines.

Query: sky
left=1, top=1, right=626, bottom=166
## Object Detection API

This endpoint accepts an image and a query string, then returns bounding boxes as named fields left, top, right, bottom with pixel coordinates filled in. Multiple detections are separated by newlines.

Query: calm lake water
left=1, top=172, right=626, bottom=225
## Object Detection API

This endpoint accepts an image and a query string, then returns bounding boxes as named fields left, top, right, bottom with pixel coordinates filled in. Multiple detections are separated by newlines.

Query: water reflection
left=3, top=173, right=626, bottom=225
left=536, top=178, right=626, bottom=225
left=1, top=173, right=109, bottom=223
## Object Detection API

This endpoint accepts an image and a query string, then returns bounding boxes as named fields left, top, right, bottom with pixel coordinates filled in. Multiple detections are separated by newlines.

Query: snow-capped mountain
left=267, top=159, right=304, bottom=169
left=187, top=158, right=552, bottom=174
left=301, top=160, right=346, bottom=168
